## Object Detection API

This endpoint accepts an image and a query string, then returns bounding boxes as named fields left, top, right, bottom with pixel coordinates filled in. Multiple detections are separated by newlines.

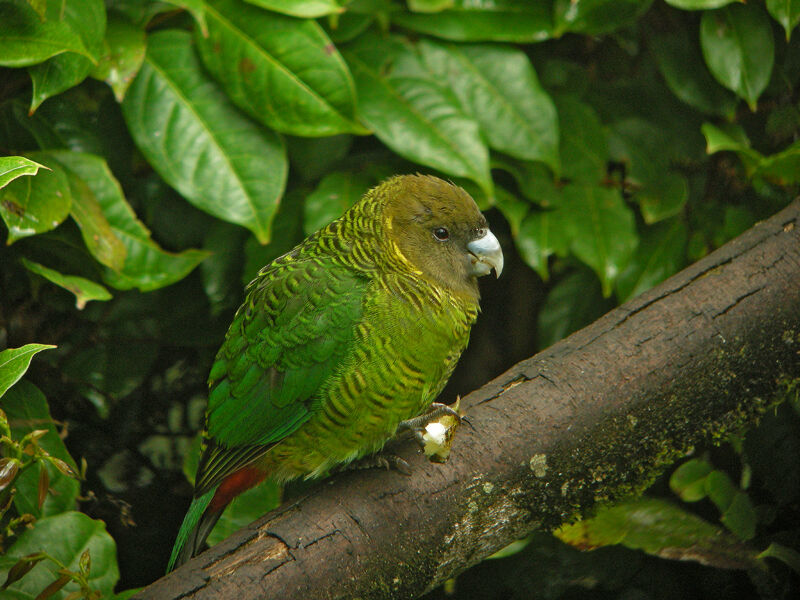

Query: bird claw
left=397, top=402, right=462, bottom=433
left=398, top=399, right=466, bottom=463
left=339, top=453, right=412, bottom=476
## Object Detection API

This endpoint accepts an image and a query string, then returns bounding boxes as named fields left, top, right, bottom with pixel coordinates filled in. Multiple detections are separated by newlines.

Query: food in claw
left=168, top=174, right=503, bottom=571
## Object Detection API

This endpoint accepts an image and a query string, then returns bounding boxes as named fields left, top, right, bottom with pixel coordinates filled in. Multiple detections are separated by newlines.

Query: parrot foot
left=340, top=453, right=412, bottom=476
left=397, top=402, right=461, bottom=433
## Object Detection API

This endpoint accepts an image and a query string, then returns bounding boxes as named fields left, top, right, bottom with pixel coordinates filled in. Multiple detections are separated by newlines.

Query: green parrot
left=167, top=174, right=503, bottom=571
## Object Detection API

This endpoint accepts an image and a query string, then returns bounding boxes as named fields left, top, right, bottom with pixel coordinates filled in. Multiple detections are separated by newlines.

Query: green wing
left=194, top=256, right=368, bottom=495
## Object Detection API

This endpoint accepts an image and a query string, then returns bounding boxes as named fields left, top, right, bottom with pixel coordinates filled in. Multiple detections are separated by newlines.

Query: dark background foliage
left=0, top=0, right=799, bottom=598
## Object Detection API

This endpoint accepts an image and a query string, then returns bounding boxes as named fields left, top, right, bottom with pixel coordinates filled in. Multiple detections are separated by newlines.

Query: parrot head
left=381, top=175, right=503, bottom=298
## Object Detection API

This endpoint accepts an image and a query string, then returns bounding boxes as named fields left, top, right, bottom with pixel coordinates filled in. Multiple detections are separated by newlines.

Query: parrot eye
left=433, top=227, right=450, bottom=241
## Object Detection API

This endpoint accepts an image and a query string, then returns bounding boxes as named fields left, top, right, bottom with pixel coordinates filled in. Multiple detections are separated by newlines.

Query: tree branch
left=135, top=201, right=800, bottom=600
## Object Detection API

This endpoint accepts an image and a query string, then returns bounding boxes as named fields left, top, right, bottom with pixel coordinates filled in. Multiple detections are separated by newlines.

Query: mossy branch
left=135, top=201, right=800, bottom=600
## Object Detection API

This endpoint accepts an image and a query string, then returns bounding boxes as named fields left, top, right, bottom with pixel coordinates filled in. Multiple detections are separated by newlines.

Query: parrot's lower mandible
left=167, top=174, right=503, bottom=571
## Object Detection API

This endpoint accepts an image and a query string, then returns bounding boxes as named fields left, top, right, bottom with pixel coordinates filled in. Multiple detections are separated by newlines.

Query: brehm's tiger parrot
left=168, top=174, right=503, bottom=571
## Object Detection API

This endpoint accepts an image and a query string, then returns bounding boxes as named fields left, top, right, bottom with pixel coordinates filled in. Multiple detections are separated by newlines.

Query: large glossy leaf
left=608, top=118, right=688, bottom=223
left=562, top=184, right=638, bottom=296
left=393, top=0, right=553, bottom=42
left=555, top=498, right=760, bottom=570
left=767, top=0, right=800, bottom=40
left=164, top=0, right=207, bottom=33
left=514, top=207, right=571, bottom=281
left=615, top=218, right=687, bottom=302
left=57, top=160, right=127, bottom=271
left=196, top=0, right=364, bottom=136
left=22, top=258, right=112, bottom=309
left=700, top=4, right=774, bottom=110
left=0, top=154, right=72, bottom=244
left=493, top=157, right=561, bottom=208
left=0, top=511, right=119, bottom=599
left=123, top=30, right=287, bottom=243
left=0, top=344, right=55, bottom=399
left=553, top=0, right=653, bottom=35
left=0, top=156, right=47, bottom=190
left=89, top=14, right=147, bottom=102
left=245, top=0, right=343, bottom=17
left=42, top=151, right=210, bottom=291
left=28, top=0, right=107, bottom=113
left=556, top=96, right=608, bottom=184
left=2, top=380, right=80, bottom=519
left=343, top=33, right=492, bottom=195
left=418, top=40, right=559, bottom=171
left=0, top=1, right=91, bottom=67
left=650, top=28, right=737, bottom=117
left=303, top=170, right=372, bottom=235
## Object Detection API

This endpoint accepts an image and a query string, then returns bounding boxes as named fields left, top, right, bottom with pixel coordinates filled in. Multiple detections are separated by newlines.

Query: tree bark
left=135, top=201, right=800, bottom=600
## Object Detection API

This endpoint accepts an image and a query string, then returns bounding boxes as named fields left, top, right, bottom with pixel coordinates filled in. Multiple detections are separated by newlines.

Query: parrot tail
left=167, top=467, right=268, bottom=573
left=166, top=489, right=219, bottom=573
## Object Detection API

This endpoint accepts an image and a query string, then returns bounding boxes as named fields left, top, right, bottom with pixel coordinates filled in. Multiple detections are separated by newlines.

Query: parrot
left=167, top=174, right=503, bottom=571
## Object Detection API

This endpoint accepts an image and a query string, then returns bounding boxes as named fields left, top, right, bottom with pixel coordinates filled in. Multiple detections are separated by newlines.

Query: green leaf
left=758, top=542, right=800, bottom=574
left=0, top=1, right=92, bottom=67
left=615, top=218, right=687, bottom=302
left=537, top=265, right=612, bottom=348
left=0, top=345, right=55, bottom=399
left=196, top=0, right=365, bottom=136
left=55, top=158, right=127, bottom=272
left=343, top=33, right=492, bottom=195
left=418, top=40, right=559, bottom=171
left=321, top=12, right=373, bottom=43
left=304, top=171, right=372, bottom=235
left=0, top=155, right=72, bottom=244
left=123, top=29, right=287, bottom=244
left=670, top=458, right=714, bottom=502
left=553, top=0, right=653, bottom=36
left=515, top=208, right=571, bottom=281
left=41, top=151, right=210, bottom=291
left=701, top=122, right=763, bottom=172
left=3, top=380, right=80, bottom=518
left=766, top=0, right=800, bottom=40
left=608, top=118, right=689, bottom=223
left=493, top=157, right=561, bottom=208
left=556, top=96, right=608, bottom=184
left=207, top=480, right=282, bottom=546
left=27, top=0, right=107, bottom=113
left=408, top=0, right=453, bottom=12
left=89, top=14, right=147, bottom=102
left=393, top=0, right=553, bottom=42
left=700, top=4, right=775, bottom=110
left=0, top=512, right=119, bottom=599
left=705, top=470, right=757, bottom=540
left=555, top=498, right=760, bottom=570
left=562, top=184, right=638, bottom=296
left=163, top=0, right=208, bottom=33
left=492, top=186, right=529, bottom=237
left=664, top=0, right=740, bottom=9
left=756, top=140, right=800, bottom=185
left=0, top=156, right=48, bottom=191
left=22, top=258, right=112, bottom=309
left=245, top=0, right=343, bottom=18
left=650, top=28, right=737, bottom=117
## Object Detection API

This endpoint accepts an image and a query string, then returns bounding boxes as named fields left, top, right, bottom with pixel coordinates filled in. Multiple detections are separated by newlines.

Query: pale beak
left=467, top=229, right=504, bottom=278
